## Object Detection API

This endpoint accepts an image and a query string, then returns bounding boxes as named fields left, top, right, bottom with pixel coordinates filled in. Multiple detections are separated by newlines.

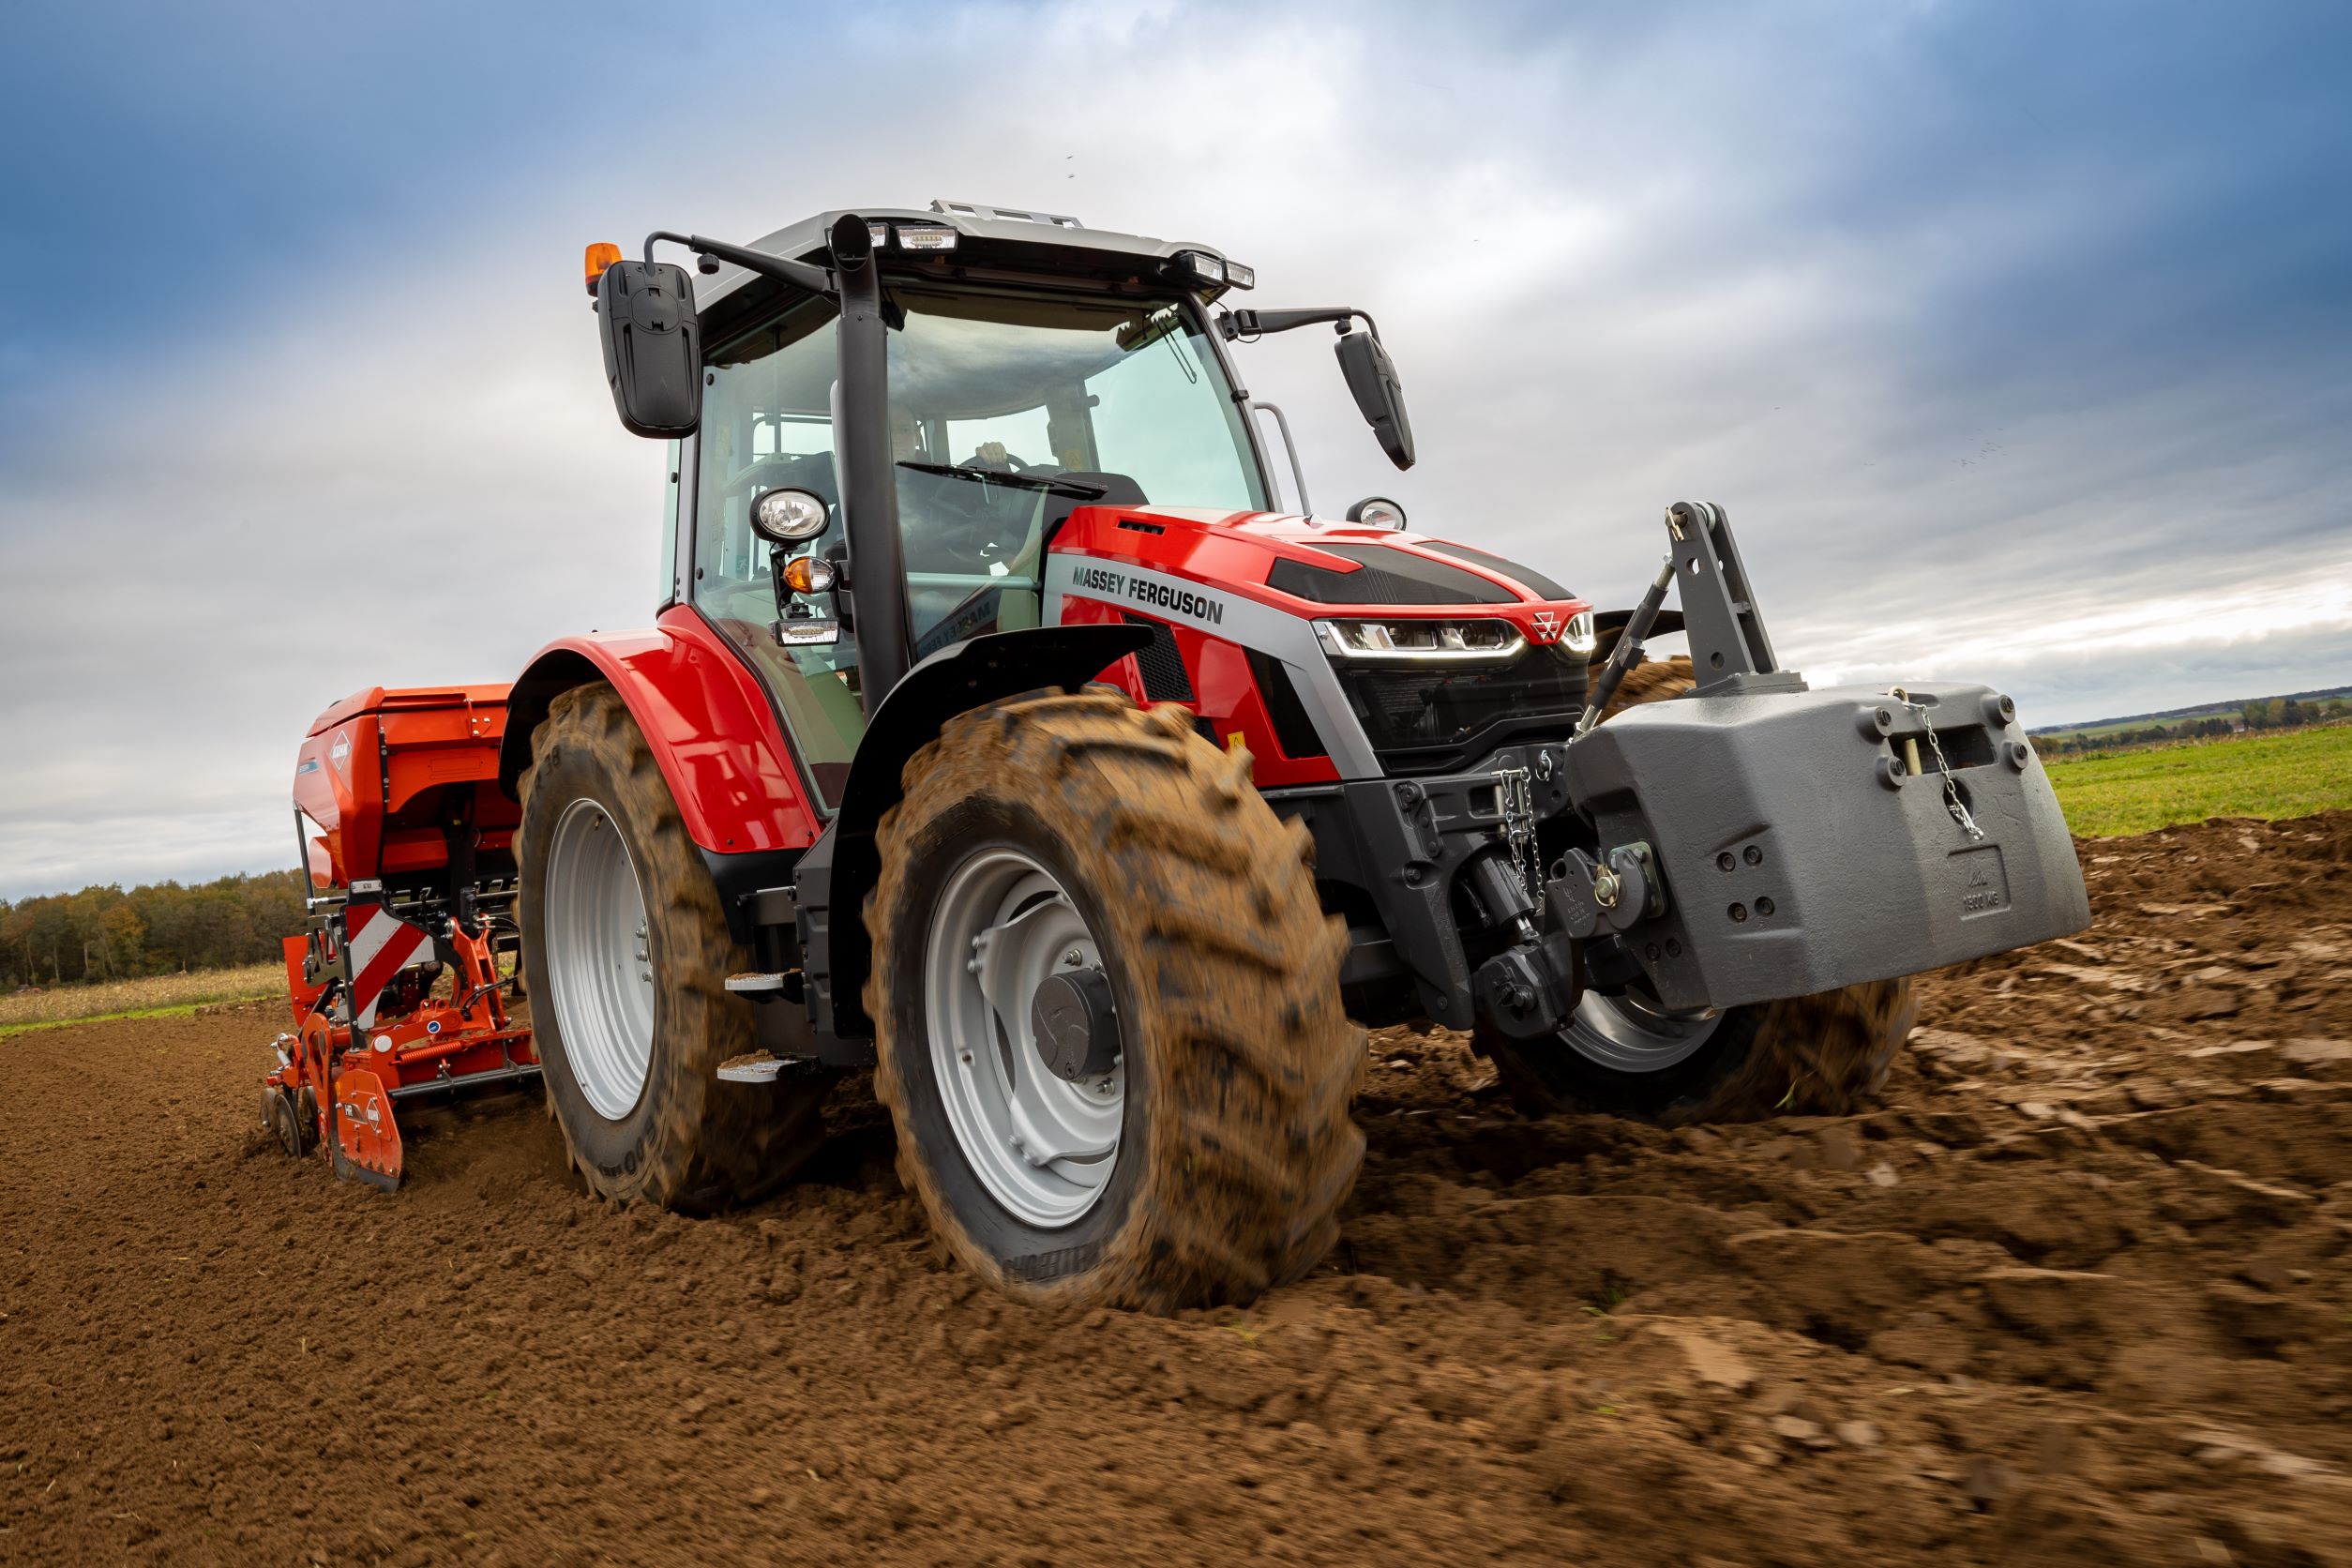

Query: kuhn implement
left=264, top=686, right=534, bottom=1189
left=265, top=202, right=2087, bottom=1309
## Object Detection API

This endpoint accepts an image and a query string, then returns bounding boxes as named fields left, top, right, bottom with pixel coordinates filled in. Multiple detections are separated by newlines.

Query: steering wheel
left=956, top=446, right=1041, bottom=476
left=909, top=467, right=1038, bottom=571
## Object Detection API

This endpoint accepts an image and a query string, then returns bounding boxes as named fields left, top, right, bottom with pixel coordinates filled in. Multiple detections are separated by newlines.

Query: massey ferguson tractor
left=264, top=201, right=2088, bottom=1309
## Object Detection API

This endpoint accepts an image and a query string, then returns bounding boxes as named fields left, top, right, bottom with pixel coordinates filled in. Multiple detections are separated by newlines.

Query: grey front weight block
left=1558, top=682, right=2089, bottom=1013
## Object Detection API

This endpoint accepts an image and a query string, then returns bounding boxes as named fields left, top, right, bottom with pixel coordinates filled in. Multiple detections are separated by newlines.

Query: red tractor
left=267, top=202, right=2088, bottom=1309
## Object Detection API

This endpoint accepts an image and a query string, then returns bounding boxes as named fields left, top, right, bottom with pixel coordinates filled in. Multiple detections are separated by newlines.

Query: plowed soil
left=5, top=814, right=2349, bottom=1567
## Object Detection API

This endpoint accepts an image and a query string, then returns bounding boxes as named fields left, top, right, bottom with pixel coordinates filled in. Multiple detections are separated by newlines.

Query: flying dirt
left=3, top=812, right=2346, bottom=1565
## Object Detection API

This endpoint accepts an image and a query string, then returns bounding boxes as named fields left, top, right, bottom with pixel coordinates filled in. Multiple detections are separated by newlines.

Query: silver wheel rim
left=543, top=797, right=657, bottom=1121
left=1560, top=988, right=1723, bottom=1074
left=923, top=847, right=1123, bottom=1229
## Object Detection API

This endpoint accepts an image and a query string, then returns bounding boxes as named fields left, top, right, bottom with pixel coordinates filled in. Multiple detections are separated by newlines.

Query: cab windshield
left=691, top=285, right=1265, bottom=807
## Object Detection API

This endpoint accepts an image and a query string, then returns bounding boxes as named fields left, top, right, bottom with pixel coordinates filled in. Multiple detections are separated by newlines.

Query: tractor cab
left=679, top=234, right=1278, bottom=803
left=589, top=202, right=1413, bottom=806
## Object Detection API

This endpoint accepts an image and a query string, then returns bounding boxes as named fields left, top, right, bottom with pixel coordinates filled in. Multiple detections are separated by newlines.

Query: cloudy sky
left=2, top=0, right=2347, bottom=899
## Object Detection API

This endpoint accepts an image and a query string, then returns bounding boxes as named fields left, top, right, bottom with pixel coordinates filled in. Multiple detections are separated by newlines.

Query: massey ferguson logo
left=1530, top=611, right=1561, bottom=644
left=1068, top=563, right=1227, bottom=626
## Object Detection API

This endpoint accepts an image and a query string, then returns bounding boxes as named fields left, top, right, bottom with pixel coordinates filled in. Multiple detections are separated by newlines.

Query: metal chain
left=1889, top=689, right=1985, bottom=840
left=1493, top=763, right=1545, bottom=919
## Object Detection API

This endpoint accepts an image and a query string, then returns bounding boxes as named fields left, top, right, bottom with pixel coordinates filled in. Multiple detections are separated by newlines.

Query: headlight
left=1314, top=618, right=1528, bottom=663
left=750, top=488, right=829, bottom=543
left=1558, top=609, right=1596, bottom=655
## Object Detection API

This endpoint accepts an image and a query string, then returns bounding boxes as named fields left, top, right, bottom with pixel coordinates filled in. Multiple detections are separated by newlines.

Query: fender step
left=725, top=972, right=789, bottom=994
left=716, top=1051, right=785, bottom=1084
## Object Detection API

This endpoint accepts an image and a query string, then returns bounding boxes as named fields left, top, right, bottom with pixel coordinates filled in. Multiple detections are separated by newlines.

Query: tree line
left=2, top=870, right=307, bottom=989
left=2033, top=695, right=2347, bottom=757
left=2241, top=695, right=2345, bottom=730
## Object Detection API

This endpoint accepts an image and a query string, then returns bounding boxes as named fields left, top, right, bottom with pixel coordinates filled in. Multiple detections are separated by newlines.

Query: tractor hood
left=1048, top=505, right=1591, bottom=644
left=1043, top=505, right=1597, bottom=784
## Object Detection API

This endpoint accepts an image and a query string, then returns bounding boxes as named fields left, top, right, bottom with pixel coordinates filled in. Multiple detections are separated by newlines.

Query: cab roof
left=691, top=200, right=1237, bottom=313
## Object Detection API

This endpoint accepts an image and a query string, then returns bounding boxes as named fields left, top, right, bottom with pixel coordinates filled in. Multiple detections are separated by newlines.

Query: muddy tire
left=1481, top=655, right=1918, bottom=1123
left=519, top=682, right=832, bottom=1210
left=866, top=688, right=1364, bottom=1312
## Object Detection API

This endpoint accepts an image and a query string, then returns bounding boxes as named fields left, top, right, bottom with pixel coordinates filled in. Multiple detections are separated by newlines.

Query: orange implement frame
left=264, top=685, right=537, bottom=1190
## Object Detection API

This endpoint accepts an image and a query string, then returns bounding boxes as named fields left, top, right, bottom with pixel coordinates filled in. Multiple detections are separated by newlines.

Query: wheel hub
left=1031, top=968, right=1120, bottom=1083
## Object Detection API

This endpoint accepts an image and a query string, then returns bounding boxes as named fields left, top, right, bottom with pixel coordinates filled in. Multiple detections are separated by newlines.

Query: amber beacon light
left=582, top=241, right=624, bottom=296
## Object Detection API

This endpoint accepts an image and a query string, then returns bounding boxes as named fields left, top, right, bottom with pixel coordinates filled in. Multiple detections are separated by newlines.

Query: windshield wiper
left=896, top=461, right=1108, bottom=499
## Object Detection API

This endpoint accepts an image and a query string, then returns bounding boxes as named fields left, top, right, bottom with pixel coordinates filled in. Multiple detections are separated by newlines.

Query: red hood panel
left=1049, top=505, right=1591, bottom=635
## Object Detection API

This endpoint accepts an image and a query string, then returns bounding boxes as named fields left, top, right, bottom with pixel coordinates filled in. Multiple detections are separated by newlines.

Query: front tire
left=520, top=683, right=832, bottom=1209
left=866, top=689, right=1364, bottom=1311
left=1480, top=655, right=1918, bottom=1123
left=1478, top=981, right=1916, bottom=1123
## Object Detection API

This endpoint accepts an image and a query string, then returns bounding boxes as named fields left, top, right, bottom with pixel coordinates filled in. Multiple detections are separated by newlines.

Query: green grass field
left=2043, top=722, right=2352, bottom=837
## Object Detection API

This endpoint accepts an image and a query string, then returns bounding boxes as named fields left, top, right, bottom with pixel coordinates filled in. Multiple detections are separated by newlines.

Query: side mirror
left=1335, top=327, right=1415, bottom=471
left=595, top=258, right=702, bottom=438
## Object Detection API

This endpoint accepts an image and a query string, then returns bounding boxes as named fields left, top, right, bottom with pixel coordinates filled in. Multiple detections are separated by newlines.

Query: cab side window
left=691, top=298, right=863, bottom=807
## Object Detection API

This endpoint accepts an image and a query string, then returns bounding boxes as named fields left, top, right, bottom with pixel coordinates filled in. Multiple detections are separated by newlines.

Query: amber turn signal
left=782, top=555, right=837, bottom=595
left=583, top=242, right=624, bottom=296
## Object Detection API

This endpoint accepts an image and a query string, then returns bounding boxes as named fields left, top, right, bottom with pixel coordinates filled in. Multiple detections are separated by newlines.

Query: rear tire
left=520, top=682, right=832, bottom=1209
left=866, top=688, right=1364, bottom=1312
left=1481, top=655, right=1918, bottom=1123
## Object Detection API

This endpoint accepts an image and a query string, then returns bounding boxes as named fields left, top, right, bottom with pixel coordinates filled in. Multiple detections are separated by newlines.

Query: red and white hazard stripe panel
left=347, top=907, right=431, bottom=1029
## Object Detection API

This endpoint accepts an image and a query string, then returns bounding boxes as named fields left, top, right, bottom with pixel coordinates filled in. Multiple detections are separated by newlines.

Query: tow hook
left=1557, top=842, right=1666, bottom=938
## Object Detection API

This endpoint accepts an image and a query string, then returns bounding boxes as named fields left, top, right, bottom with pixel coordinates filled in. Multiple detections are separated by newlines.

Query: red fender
left=497, top=607, right=824, bottom=854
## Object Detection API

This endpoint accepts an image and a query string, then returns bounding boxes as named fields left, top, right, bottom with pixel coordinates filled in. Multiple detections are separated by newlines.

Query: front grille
left=1334, top=644, right=1590, bottom=774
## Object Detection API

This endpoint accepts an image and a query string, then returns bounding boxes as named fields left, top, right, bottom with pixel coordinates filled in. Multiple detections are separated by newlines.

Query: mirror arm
left=1219, top=307, right=1382, bottom=343
left=644, top=231, right=836, bottom=298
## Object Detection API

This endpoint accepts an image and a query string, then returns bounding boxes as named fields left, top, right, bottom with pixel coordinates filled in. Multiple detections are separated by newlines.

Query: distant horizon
left=5, top=676, right=2346, bottom=905
left=2024, top=678, right=2352, bottom=735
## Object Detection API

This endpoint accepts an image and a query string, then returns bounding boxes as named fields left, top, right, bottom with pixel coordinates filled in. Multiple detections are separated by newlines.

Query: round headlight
left=1345, top=495, right=1408, bottom=530
left=750, top=488, right=829, bottom=543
